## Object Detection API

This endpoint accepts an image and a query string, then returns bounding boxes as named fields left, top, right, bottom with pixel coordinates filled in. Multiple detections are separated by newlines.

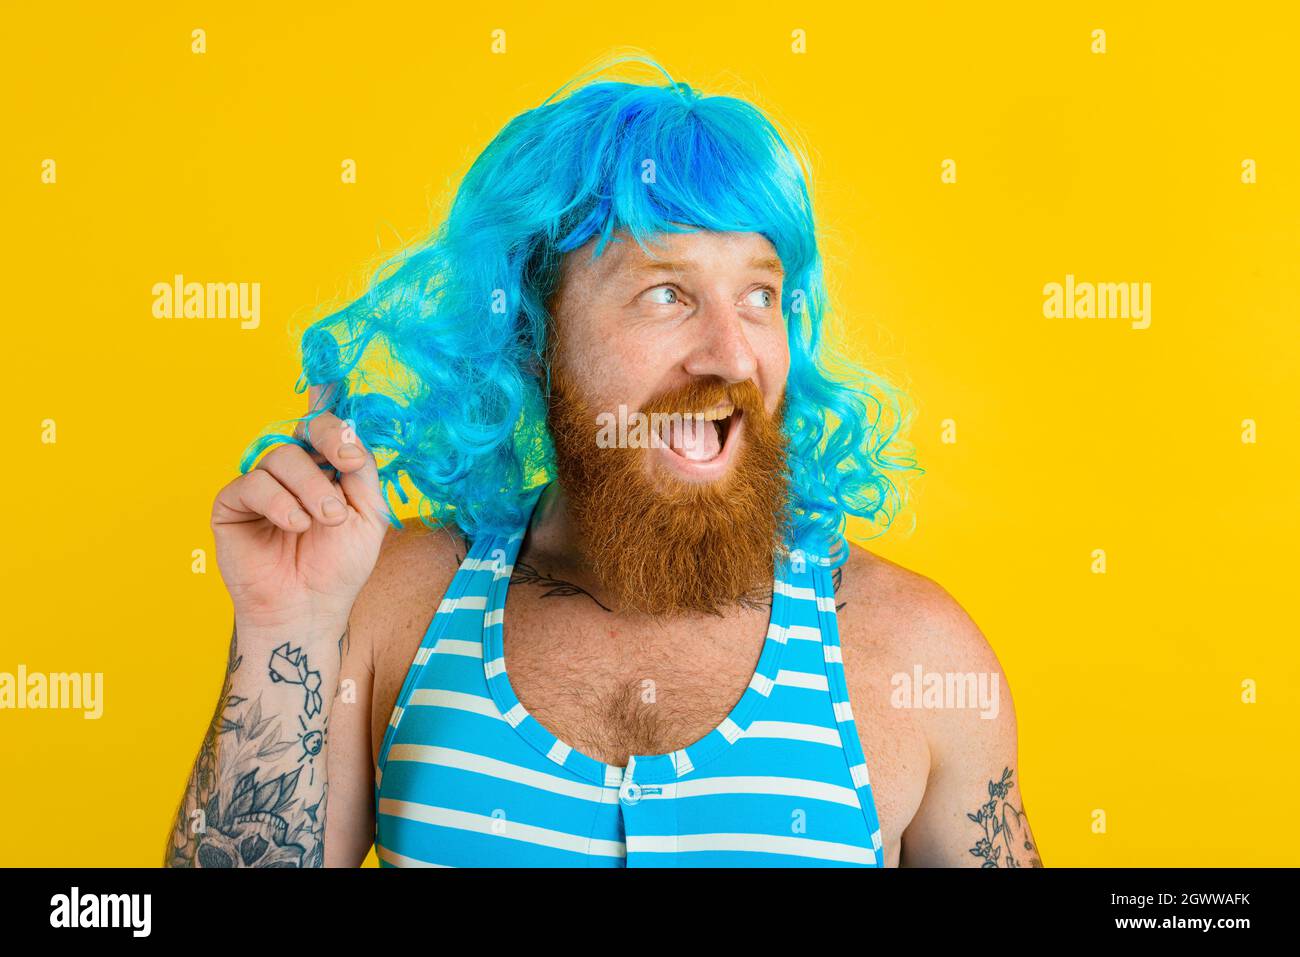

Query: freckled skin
left=549, top=228, right=791, bottom=489
left=336, top=229, right=1040, bottom=868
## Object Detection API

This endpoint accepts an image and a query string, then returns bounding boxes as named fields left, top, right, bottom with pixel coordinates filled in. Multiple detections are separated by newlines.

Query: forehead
left=564, top=229, right=783, bottom=285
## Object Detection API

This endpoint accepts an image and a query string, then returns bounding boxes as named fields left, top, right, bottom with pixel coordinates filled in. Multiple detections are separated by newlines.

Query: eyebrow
left=632, top=255, right=785, bottom=277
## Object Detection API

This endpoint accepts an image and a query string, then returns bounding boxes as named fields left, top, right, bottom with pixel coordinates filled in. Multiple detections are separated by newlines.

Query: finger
left=293, top=380, right=383, bottom=522
left=293, top=382, right=339, bottom=444
left=255, top=444, right=349, bottom=526
left=307, top=381, right=337, bottom=417
left=304, top=410, right=371, bottom=475
left=294, top=382, right=369, bottom=475
left=337, top=450, right=386, bottom=524
left=213, top=469, right=311, bottom=533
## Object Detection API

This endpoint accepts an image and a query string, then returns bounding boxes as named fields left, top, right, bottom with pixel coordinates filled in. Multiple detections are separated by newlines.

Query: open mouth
left=653, top=401, right=743, bottom=476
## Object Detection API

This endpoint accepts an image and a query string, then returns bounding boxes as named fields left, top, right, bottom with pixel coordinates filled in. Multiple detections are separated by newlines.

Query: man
left=166, top=60, right=1041, bottom=868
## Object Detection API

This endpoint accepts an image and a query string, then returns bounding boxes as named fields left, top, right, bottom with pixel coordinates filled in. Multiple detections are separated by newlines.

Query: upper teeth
left=699, top=402, right=734, bottom=422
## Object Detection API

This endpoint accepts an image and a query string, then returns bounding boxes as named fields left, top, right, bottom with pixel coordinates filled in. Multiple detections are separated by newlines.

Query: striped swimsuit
left=374, top=489, right=885, bottom=867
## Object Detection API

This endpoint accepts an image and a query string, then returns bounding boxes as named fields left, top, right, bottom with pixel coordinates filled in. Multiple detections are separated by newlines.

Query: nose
left=681, top=302, right=759, bottom=385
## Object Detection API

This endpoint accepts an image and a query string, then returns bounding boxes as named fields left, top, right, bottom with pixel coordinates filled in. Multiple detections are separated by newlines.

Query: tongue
left=670, top=418, right=721, bottom=461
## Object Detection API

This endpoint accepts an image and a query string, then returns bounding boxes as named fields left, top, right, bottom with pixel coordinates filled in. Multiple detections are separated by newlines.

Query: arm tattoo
left=967, top=767, right=1043, bottom=868
left=165, top=627, right=336, bottom=867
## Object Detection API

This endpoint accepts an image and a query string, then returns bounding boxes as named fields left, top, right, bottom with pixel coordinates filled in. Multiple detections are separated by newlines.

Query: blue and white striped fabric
left=374, top=488, right=885, bottom=867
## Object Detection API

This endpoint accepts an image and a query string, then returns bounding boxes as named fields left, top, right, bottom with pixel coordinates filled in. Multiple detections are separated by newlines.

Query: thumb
left=294, top=382, right=339, bottom=444
left=332, top=416, right=386, bottom=523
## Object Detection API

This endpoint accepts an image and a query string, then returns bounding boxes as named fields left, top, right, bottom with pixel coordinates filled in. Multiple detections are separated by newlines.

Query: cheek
left=594, top=338, right=681, bottom=405
left=757, top=331, right=791, bottom=412
left=563, top=343, right=649, bottom=412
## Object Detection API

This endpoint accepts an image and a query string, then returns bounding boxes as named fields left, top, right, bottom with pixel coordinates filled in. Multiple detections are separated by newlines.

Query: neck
left=521, top=481, right=585, bottom=575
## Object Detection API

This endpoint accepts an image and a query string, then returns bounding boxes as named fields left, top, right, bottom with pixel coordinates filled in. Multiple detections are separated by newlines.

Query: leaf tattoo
left=967, top=767, right=1042, bottom=868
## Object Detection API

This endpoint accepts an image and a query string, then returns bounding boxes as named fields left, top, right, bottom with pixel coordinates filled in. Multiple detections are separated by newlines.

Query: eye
left=644, top=285, right=680, bottom=305
left=746, top=286, right=777, bottom=308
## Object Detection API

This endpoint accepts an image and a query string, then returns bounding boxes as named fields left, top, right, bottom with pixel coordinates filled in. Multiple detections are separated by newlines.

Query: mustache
left=637, top=377, right=770, bottom=420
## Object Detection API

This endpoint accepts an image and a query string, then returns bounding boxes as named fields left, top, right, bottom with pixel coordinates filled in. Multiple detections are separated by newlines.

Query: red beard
left=546, top=362, right=791, bottom=617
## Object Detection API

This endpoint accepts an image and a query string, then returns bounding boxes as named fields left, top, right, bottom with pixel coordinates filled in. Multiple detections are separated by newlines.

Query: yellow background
left=2, top=2, right=1296, bottom=866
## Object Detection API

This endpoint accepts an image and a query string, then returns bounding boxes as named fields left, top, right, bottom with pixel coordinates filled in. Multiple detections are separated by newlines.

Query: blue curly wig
left=241, top=55, right=919, bottom=567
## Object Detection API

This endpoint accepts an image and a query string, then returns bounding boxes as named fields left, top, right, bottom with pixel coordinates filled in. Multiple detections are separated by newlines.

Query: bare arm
left=899, top=598, right=1043, bottom=867
left=165, top=624, right=347, bottom=867
left=322, top=616, right=378, bottom=866
left=165, top=385, right=389, bottom=867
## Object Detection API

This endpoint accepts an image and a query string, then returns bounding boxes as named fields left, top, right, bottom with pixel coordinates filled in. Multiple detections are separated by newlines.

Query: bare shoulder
left=349, top=516, right=468, bottom=661
left=833, top=542, right=1003, bottom=682
left=834, top=542, right=1017, bottom=763
left=832, top=547, right=1039, bottom=865
left=352, top=516, right=470, bottom=760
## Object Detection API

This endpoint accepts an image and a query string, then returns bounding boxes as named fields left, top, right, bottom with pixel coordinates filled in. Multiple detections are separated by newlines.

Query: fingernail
left=322, top=497, right=344, bottom=517
left=339, top=443, right=363, bottom=459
